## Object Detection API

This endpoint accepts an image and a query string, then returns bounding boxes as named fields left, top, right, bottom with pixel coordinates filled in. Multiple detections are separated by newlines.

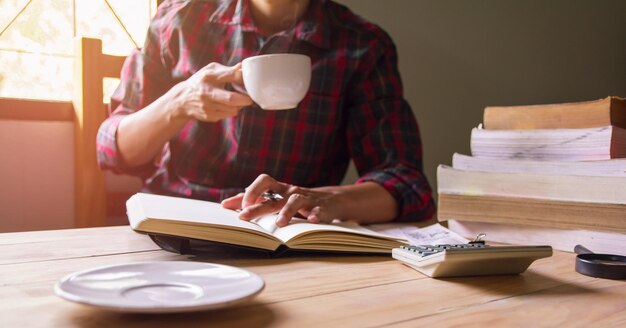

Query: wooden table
left=1, top=226, right=624, bottom=327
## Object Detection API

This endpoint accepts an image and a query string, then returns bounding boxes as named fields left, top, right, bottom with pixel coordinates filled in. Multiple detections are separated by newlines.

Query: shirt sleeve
left=346, top=34, right=436, bottom=222
left=96, top=4, right=176, bottom=178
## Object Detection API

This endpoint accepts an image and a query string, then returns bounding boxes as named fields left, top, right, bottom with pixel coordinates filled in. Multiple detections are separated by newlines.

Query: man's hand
left=114, top=62, right=254, bottom=168
left=221, top=174, right=345, bottom=227
left=168, top=62, right=253, bottom=122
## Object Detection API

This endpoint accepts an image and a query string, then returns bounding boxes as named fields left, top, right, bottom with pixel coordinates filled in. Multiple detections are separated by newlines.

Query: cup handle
left=230, top=83, right=249, bottom=96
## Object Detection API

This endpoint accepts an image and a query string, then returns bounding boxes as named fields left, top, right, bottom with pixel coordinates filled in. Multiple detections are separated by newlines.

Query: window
left=0, top=0, right=158, bottom=102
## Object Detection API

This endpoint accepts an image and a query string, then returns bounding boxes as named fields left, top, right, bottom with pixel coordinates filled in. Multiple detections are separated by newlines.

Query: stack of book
left=437, top=96, right=626, bottom=255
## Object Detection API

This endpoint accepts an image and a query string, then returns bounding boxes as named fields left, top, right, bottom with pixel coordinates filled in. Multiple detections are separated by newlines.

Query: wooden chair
left=73, top=37, right=142, bottom=228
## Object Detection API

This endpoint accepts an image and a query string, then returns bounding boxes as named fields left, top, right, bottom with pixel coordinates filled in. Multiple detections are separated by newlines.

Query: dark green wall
left=337, top=0, right=626, bottom=193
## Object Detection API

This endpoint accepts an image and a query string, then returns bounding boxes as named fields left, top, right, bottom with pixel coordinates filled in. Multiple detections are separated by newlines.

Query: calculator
left=392, top=243, right=553, bottom=278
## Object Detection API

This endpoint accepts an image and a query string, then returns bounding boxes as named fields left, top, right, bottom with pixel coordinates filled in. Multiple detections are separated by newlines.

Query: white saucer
left=54, top=261, right=265, bottom=313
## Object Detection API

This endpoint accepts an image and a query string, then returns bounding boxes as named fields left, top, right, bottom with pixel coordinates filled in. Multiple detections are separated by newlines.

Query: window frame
left=0, top=97, right=73, bottom=121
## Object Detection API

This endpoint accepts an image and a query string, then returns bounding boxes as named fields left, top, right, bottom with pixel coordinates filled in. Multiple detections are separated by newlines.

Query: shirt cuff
left=97, top=114, right=158, bottom=179
left=356, top=167, right=436, bottom=222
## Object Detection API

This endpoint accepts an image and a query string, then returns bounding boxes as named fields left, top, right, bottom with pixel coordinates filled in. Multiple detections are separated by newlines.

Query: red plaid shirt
left=97, top=0, right=435, bottom=222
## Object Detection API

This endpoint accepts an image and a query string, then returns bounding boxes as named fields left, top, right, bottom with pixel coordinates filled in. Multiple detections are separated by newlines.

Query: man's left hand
left=221, top=174, right=343, bottom=227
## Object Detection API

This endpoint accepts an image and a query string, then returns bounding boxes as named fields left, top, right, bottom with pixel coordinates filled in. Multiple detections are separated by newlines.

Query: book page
left=130, top=193, right=272, bottom=236
left=367, top=223, right=468, bottom=245
left=252, top=215, right=283, bottom=235
left=271, top=218, right=407, bottom=244
left=452, top=152, right=626, bottom=177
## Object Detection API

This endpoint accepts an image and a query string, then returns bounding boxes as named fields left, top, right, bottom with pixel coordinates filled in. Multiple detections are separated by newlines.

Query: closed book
left=436, top=165, right=626, bottom=232
left=127, top=193, right=406, bottom=255
left=447, top=220, right=626, bottom=256
left=470, top=125, right=626, bottom=161
left=483, top=96, right=626, bottom=130
left=451, top=153, right=626, bottom=177
left=437, top=165, right=626, bottom=205
left=437, top=193, right=626, bottom=233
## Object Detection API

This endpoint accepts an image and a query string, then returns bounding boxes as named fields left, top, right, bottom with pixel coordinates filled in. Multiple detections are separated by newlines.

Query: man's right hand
left=115, top=62, right=254, bottom=168
left=168, top=62, right=254, bottom=123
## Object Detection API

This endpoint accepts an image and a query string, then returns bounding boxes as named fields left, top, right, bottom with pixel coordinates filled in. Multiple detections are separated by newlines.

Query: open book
left=127, top=193, right=407, bottom=254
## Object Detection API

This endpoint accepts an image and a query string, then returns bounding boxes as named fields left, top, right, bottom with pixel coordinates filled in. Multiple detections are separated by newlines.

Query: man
left=97, top=0, right=435, bottom=227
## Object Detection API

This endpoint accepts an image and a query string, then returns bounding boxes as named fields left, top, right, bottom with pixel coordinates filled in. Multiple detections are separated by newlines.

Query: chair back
left=73, top=37, right=142, bottom=228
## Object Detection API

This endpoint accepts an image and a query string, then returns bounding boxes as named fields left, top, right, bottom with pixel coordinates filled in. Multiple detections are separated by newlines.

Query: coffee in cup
left=241, top=54, right=311, bottom=110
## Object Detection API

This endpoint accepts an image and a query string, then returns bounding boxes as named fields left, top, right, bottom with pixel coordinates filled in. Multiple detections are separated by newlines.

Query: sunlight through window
left=0, top=0, right=158, bottom=101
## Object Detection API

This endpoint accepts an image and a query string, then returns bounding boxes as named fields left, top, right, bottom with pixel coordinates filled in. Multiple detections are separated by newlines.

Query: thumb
left=221, top=192, right=244, bottom=210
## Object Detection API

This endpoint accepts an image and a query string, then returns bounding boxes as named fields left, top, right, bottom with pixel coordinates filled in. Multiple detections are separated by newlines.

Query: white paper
left=367, top=223, right=468, bottom=245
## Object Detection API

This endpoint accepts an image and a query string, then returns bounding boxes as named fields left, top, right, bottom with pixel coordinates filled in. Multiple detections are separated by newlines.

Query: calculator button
left=418, top=251, right=437, bottom=257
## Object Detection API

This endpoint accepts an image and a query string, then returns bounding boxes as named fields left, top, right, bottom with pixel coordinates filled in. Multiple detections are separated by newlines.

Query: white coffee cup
left=241, top=54, right=311, bottom=110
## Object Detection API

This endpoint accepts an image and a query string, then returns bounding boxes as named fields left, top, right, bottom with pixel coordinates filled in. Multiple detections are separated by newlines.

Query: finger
left=276, top=193, right=312, bottom=227
left=242, top=174, right=283, bottom=208
left=221, top=193, right=244, bottom=210
left=201, top=97, right=243, bottom=115
left=204, top=87, right=253, bottom=107
left=186, top=103, right=238, bottom=122
left=306, top=206, right=322, bottom=223
left=213, top=109, right=240, bottom=121
left=196, top=62, right=229, bottom=83
left=306, top=206, right=335, bottom=224
left=238, top=200, right=285, bottom=221
left=214, top=63, right=244, bottom=84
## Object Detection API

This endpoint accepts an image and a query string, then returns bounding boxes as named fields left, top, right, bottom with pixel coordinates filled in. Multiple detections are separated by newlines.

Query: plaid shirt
left=97, top=0, right=435, bottom=222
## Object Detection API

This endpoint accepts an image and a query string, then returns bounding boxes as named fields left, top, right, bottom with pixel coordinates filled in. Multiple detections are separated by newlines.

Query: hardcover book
left=437, top=193, right=626, bottom=233
left=127, top=193, right=407, bottom=255
left=483, top=96, right=626, bottom=130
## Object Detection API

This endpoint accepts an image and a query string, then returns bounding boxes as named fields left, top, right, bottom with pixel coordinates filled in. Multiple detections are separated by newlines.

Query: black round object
left=574, top=246, right=626, bottom=280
